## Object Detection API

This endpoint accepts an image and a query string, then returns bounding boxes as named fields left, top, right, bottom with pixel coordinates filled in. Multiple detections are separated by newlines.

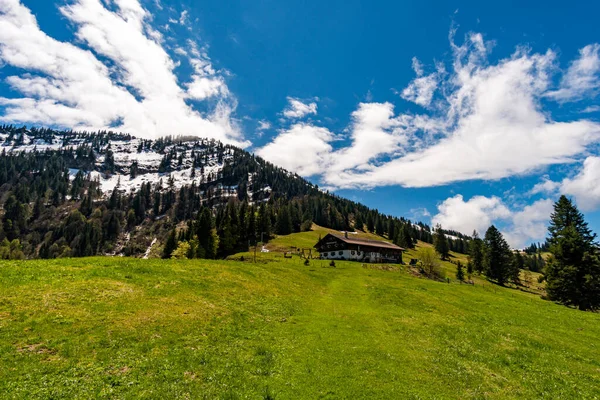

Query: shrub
left=418, top=247, right=443, bottom=279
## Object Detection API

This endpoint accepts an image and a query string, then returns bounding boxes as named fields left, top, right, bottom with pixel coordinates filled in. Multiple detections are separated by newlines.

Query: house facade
left=314, top=233, right=404, bottom=264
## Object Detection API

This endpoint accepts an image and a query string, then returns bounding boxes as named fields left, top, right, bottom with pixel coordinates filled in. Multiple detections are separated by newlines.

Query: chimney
left=345, top=231, right=348, bottom=239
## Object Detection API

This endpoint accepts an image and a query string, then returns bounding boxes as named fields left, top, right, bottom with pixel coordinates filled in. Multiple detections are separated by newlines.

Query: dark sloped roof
left=317, top=233, right=405, bottom=251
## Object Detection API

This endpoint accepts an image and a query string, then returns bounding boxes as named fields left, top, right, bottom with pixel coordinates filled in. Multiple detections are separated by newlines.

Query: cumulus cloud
left=282, top=97, right=318, bottom=119
left=258, top=33, right=600, bottom=189
left=530, top=176, right=561, bottom=195
left=547, top=44, right=600, bottom=102
left=0, top=0, right=244, bottom=144
left=560, top=156, right=600, bottom=211
left=503, top=199, right=555, bottom=248
left=432, top=195, right=511, bottom=237
left=256, top=123, right=334, bottom=177
left=432, top=194, right=554, bottom=248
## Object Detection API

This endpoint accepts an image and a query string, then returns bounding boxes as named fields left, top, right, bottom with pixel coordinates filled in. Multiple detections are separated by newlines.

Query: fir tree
left=433, top=224, right=449, bottom=260
left=545, top=196, right=600, bottom=311
left=483, top=225, right=512, bottom=285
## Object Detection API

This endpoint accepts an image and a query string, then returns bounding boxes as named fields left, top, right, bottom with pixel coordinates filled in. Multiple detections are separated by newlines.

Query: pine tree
left=433, top=224, right=449, bottom=260
left=545, top=196, right=600, bottom=311
left=483, top=225, right=512, bottom=285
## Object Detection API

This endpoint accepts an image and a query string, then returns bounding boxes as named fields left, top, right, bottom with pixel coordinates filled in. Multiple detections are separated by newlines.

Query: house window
left=338, top=251, right=343, bottom=255
left=351, top=250, right=355, bottom=255
left=323, top=252, right=328, bottom=257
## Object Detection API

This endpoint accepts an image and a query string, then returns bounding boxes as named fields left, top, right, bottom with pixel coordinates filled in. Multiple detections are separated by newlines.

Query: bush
left=418, top=247, right=443, bottom=279
left=171, top=241, right=190, bottom=260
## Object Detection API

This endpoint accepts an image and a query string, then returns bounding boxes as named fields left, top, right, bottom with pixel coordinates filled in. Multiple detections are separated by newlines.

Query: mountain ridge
left=0, top=124, right=471, bottom=259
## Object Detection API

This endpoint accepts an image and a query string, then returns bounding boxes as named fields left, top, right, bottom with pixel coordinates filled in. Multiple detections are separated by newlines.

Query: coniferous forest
left=0, top=125, right=471, bottom=260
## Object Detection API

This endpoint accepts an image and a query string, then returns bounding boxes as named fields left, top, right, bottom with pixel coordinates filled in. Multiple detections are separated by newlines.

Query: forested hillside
left=0, top=125, right=470, bottom=259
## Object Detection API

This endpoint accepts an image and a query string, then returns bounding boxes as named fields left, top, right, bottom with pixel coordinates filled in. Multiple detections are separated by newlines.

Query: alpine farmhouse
left=314, top=233, right=404, bottom=263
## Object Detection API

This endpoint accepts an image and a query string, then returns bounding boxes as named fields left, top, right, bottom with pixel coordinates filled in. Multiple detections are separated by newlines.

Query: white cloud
left=560, top=156, right=600, bottom=211
left=0, top=0, right=244, bottom=144
left=186, top=76, right=227, bottom=100
left=400, top=57, right=440, bottom=107
left=257, top=120, right=271, bottom=131
left=581, top=105, right=600, bottom=113
left=256, top=123, right=333, bottom=177
left=432, top=194, right=511, bottom=237
left=530, top=176, right=560, bottom=195
left=431, top=194, right=554, bottom=248
left=179, top=10, right=188, bottom=25
left=282, top=97, right=317, bottom=119
left=258, top=34, right=600, bottom=189
left=503, top=199, right=554, bottom=249
left=547, top=44, right=600, bottom=102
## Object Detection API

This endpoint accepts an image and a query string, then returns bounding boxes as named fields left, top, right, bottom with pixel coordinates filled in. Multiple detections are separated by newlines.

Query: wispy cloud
left=0, top=0, right=245, bottom=145
left=546, top=44, right=600, bottom=102
left=258, top=33, right=600, bottom=189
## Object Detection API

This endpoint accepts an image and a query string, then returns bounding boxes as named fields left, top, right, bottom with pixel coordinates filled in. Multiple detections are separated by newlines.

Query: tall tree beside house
left=375, top=216, right=385, bottom=236
left=354, top=213, right=364, bottom=231
left=402, top=223, right=415, bottom=249
left=545, top=196, right=600, bottom=311
left=483, top=225, right=512, bottom=285
left=433, top=224, right=449, bottom=260
left=366, top=213, right=375, bottom=233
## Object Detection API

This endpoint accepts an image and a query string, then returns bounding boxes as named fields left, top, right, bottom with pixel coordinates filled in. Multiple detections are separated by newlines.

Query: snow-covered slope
left=0, top=129, right=258, bottom=200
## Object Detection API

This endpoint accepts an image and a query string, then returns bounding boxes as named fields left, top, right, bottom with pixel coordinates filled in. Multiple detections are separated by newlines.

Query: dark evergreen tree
left=483, top=225, right=512, bottom=285
left=276, top=205, right=293, bottom=235
left=469, top=230, right=484, bottom=274
left=163, top=228, right=178, bottom=259
left=545, top=196, right=600, bottom=311
left=433, top=224, right=449, bottom=260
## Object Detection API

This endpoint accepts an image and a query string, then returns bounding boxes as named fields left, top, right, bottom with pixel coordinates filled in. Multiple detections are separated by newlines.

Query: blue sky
left=0, top=0, right=599, bottom=247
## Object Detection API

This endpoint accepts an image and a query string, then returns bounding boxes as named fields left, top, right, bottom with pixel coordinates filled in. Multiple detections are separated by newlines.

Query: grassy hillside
left=1, top=243, right=599, bottom=398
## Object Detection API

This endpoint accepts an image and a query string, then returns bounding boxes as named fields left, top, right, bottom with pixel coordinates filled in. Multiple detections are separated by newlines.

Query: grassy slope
left=1, top=248, right=599, bottom=398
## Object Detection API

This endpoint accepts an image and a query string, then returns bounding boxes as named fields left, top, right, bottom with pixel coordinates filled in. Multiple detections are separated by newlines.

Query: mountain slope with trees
left=0, top=125, right=471, bottom=260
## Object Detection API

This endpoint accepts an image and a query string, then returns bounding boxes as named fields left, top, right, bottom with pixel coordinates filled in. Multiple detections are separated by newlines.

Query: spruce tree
left=545, top=196, right=600, bottom=311
left=433, top=224, right=449, bottom=260
left=354, top=213, right=364, bottom=231
left=483, top=225, right=512, bottom=285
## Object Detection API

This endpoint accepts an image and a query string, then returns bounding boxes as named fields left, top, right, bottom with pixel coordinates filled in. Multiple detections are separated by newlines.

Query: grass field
left=1, top=233, right=599, bottom=398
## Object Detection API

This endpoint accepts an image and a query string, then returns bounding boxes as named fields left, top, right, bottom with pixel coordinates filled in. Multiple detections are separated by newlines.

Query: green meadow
left=1, top=232, right=599, bottom=399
